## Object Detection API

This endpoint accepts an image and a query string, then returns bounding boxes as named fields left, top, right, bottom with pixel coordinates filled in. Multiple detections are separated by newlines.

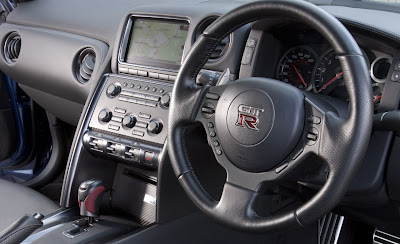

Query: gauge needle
left=293, top=65, right=307, bottom=88
left=374, top=95, right=382, bottom=102
left=318, top=72, right=343, bottom=93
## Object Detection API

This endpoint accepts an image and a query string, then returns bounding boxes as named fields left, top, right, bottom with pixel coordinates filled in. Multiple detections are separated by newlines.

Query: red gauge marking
left=293, top=65, right=307, bottom=88
left=374, top=95, right=382, bottom=102
left=317, top=72, right=343, bottom=93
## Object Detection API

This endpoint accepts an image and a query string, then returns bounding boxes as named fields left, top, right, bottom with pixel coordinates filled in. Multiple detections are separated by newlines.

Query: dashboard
left=1, top=0, right=400, bottom=237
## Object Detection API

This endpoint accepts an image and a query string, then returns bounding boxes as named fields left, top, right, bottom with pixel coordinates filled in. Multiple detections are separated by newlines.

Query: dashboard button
left=114, top=108, right=126, bottom=114
left=128, top=69, right=138, bottom=75
left=148, top=120, right=163, bottom=134
left=98, top=109, right=112, bottom=122
left=146, top=94, right=160, bottom=102
left=111, top=116, right=123, bottom=123
left=159, top=74, right=169, bottom=80
left=106, top=83, right=121, bottom=97
left=144, top=151, right=154, bottom=164
left=145, top=101, right=158, bottom=107
left=132, top=130, right=144, bottom=137
left=108, top=124, right=120, bottom=131
left=136, top=121, right=148, bottom=128
left=122, top=114, right=137, bottom=128
left=118, top=96, right=129, bottom=102
left=138, top=113, right=151, bottom=119
left=395, top=60, right=400, bottom=71
left=119, top=67, right=128, bottom=74
left=138, top=70, right=148, bottom=77
left=392, top=71, right=400, bottom=82
left=149, top=72, right=159, bottom=78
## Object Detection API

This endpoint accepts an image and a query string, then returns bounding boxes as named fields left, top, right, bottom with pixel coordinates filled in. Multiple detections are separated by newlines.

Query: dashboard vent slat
left=76, top=49, right=96, bottom=83
left=3, top=32, right=21, bottom=63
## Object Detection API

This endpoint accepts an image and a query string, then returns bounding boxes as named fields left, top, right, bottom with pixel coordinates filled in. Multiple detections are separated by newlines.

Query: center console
left=56, top=14, right=193, bottom=242
left=82, top=15, right=190, bottom=170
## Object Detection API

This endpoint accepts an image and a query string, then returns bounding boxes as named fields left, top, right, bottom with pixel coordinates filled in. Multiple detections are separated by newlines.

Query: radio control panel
left=88, top=75, right=173, bottom=145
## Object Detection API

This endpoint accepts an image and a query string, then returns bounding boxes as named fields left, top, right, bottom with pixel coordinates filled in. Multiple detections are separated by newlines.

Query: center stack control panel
left=83, top=74, right=173, bottom=169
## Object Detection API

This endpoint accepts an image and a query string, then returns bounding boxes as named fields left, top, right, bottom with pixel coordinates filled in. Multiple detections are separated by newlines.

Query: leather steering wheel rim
left=168, top=0, right=373, bottom=232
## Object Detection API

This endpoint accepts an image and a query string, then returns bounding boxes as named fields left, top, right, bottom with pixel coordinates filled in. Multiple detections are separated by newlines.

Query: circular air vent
left=3, top=32, right=21, bottom=63
left=194, top=16, right=231, bottom=61
left=76, top=48, right=96, bottom=83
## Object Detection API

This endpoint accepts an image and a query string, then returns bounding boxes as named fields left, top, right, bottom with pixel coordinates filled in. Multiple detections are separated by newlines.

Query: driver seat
left=0, top=179, right=59, bottom=230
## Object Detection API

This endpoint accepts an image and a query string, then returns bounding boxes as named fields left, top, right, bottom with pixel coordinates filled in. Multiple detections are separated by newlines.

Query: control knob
left=106, top=83, right=121, bottom=97
left=148, top=119, right=163, bottom=134
left=122, top=114, right=137, bottom=128
left=160, top=93, right=171, bottom=108
left=98, top=109, right=112, bottom=122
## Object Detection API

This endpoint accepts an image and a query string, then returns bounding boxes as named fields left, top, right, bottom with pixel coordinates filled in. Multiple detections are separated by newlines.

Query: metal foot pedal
left=373, top=229, right=400, bottom=244
left=318, top=213, right=344, bottom=244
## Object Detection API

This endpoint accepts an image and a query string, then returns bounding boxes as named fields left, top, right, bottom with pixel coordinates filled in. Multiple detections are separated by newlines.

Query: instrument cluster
left=275, top=45, right=391, bottom=112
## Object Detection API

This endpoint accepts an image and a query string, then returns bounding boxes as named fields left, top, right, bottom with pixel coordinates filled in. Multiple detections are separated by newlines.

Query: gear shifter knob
left=78, top=179, right=105, bottom=218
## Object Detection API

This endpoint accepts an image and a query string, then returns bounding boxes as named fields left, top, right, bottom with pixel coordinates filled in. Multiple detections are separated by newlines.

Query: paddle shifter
left=78, top=179, right=105, bottom=224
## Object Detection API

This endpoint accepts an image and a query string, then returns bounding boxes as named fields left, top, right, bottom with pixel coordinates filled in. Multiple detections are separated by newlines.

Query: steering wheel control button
left=206, top=92, right=220, bottom=100
left=395, top=60, right=400, bottom=71
left=98, top=109, right=112, bottom=122
left=132, top=130, right=144, bottom=137
left=215, top=148, right=223, bottom=155
left=241, top=47, right=254, bottom=65
left=392, top=71, right=400, bottom=82
left=207, top=122, right=214, bottom=128
left=307, top=115, right=321, bottom=124
left=106, top=83, right=121, bottom=97
left=201, top=102, right=215, bottom=118
left=275, top=162, right=289, bottom=173
left=246, top=38, right=257, bottom=48
left=215, top=78, right=304, bottom=172
left=108, top=124, right=120, bottom=131
left=306, top=127, right=319, bottom=145
left=148, top=120, right=163, bottom=134
left=209, top=131, right=216, bottom=137
left=291, top=147, right=304, bottom=160
left=213, top=141, right=220, bottom=147
left=122, top=114, right=137, bottom=128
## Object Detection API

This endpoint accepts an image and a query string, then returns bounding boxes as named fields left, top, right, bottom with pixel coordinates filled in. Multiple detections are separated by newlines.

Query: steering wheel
left=167, top=0, right=373, bottom=232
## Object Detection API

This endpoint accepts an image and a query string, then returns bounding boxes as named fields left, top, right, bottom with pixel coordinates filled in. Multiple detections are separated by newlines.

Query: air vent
left=194, top=16, right=231, bottom=61
left=3, top=32, right=21, bottom=63
left=76, top=48, right=96, bottom=83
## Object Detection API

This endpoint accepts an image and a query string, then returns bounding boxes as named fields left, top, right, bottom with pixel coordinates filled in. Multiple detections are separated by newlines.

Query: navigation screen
left=125, top=19, right=189, bottom=69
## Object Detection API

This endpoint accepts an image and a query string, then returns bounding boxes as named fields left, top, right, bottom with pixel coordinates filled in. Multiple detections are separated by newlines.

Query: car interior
left=0, top=0, right=400, bottom=243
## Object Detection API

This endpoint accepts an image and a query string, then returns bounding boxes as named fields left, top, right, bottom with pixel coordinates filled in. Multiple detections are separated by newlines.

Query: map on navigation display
left=126, top=19, right=189, bottom=66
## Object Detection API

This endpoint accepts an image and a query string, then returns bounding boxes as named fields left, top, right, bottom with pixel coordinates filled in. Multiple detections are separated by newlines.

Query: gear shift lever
left=78, top=179, right=105, bottom=224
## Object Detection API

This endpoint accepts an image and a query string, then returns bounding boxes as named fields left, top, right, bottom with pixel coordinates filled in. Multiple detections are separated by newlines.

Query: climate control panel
left=88, top=75, right=173, bottom=145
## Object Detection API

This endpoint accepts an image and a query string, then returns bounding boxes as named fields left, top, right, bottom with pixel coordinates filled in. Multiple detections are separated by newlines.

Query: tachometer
left=312, top=49, right=345, bottom=96
left=276, top=46, right=318, bottom=90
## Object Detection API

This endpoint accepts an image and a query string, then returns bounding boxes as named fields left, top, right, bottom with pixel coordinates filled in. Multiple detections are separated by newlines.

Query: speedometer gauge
left=276, top=46, right=318, bottom=90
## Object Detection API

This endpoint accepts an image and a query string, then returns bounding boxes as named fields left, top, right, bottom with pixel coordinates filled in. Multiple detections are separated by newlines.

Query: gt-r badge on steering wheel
left=235, top=104, right=264, bottom=131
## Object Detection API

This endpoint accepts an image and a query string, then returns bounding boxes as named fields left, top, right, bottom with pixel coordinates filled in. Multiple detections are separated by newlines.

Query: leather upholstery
left=0, top=179, right=59, bottom=231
